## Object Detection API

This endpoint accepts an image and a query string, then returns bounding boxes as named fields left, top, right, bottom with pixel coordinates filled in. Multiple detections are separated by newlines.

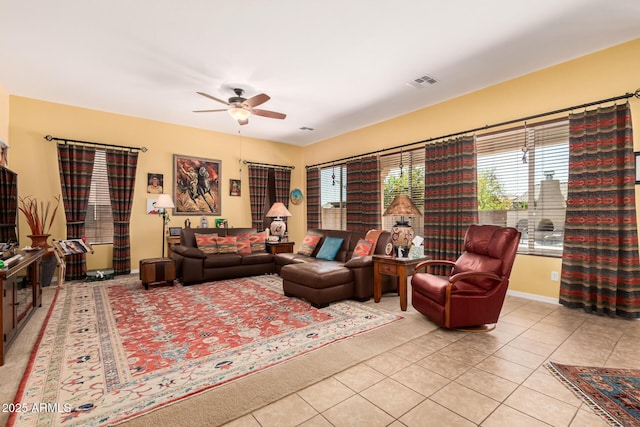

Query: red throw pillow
left=213, top=236, right=238, bottom=254
left=195, top=233, right=218, bottom=254
left=351, top=238, right=374, bottom=258
left=298, top=232, right=322, bottom=256
left=237, top=234, right=251, bottom=254
left=249, top=231, right=267, bottom=253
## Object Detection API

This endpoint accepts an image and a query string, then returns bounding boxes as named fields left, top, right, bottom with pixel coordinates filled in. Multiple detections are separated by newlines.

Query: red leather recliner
left=411, top=224, right=521, bottom=330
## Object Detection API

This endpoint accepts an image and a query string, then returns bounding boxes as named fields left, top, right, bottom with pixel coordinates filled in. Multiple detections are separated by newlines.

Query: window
left=320, top=165, right=346, bottom=229
left=476, top=120, right=569, bottom=256
left=380, top=149, right=425, bottom=233
left=85, top=149, right=113, bottom=244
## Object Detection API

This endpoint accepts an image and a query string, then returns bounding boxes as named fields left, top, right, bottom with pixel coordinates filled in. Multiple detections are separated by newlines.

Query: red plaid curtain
left=423, top=136, right=478, bottom=268
left=346, top=156, right=381, bottom=233
left=248, top=166, right=269, bottom=230
left=57, top=144, right=95, bottom=280
left=106, top=149, right=138, bottom=275
left=560, top=103, right=640, bottom=318
left=306, top=168, right=321, bottom=229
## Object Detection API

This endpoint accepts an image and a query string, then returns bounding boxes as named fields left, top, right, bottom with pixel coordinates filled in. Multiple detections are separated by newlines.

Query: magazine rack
left=51, top=239, right=94, bottom=287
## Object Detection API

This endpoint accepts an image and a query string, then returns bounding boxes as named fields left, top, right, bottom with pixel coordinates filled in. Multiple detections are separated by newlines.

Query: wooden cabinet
left=266, top=241, right=295, bottom=254
left=0, top=249, right=44, bottom=365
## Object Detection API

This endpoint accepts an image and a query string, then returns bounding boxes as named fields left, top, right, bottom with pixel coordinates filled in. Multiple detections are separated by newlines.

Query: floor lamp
left=154, top=194, right=175, bottom=257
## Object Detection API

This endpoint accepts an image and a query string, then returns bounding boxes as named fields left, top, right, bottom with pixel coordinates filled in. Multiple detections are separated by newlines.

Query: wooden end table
left=266, top=241, right=295, bottom=254
left=373, top=255, right=429, bottom=311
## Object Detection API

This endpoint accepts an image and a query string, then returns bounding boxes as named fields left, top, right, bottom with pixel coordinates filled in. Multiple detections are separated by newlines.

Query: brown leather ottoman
left=281, top=262, right=355, bottom=308
left=140, top=257, right=176, bottom=290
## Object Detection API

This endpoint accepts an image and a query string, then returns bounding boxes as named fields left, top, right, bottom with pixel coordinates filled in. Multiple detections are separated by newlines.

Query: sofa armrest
left=344, top=255, right=373, bottom=268
left=172, top=245, right=207, bottom=259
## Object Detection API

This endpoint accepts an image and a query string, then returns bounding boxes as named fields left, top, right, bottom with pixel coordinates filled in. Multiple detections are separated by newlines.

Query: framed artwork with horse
left=173, top=154, right=221, bottom=215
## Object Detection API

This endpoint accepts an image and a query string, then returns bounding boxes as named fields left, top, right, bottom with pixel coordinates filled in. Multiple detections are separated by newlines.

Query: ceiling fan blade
left=238, top=118, right=249, bottom=126
left=196, top=91, right=229, bottom=105
left=243, top=93, right=270, bottom=108
left=252, top=108, right=286, bottom=120
left=193, top=109, right=228, bottom=113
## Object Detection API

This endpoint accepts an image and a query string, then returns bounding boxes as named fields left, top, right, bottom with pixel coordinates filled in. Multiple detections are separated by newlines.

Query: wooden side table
left=373, top=255, right=429, bottom=311
left=266, top=241, right=295, bottom=254
left=167, top=235, right=181, bottom=255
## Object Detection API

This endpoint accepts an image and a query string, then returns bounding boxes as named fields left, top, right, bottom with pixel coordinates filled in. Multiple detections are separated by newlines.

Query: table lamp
left=266, top=202, right=292, bottom=241
left=383, top=195, right=422, bottom=257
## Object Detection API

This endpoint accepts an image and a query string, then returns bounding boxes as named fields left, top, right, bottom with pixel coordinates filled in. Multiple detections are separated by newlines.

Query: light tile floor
left=223, top=289, right=640, bottom=427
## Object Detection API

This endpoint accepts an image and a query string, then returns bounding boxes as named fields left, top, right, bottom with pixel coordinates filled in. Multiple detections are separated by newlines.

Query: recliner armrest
left=171, top=245, right=206, bottom=259
left=415, top=259, right=455, bottom=273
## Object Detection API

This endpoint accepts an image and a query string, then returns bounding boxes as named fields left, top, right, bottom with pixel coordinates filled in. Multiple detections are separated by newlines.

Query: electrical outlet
left=551, top=271, right=559, bottom=282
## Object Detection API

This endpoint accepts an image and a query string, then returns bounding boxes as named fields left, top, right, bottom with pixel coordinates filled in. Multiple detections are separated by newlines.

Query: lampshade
left=228, top=107, right=251, bottom=121
left=266, top=202, right=292, bottom=218
left=383, top=195, right=421, bottom=217
left=154, top=194, right=175, bottom=209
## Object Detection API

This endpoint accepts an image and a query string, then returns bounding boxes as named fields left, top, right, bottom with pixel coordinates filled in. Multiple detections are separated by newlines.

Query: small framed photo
left=147, top=173, right=164, bottom=194
left=230, top=179, right=241, bottom=196
left=636, top=152, right=640, bottom=184
left=169, top=227, right=182, bottom=236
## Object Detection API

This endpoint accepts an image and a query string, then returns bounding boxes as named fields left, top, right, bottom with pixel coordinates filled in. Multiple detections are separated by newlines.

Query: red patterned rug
left=9, top=275, right=400, bottom=426
left=546, top=361, right=640, bottom=427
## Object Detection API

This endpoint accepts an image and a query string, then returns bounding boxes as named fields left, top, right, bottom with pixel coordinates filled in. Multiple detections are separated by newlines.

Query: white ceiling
left=1, top=1, right=639, bottom=146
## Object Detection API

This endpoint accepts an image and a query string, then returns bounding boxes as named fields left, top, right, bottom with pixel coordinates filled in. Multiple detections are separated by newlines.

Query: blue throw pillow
left=315, top=237, right=344, bottom=261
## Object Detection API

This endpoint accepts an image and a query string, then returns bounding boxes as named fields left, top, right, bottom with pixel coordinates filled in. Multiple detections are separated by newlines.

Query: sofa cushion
left=352, top=238, right=373, bottom=258
left=298, top=231, right=323, bottom=256
left=249, top=231, right=267, bottom=253
left=281, top=261, right=352, bottom=289
left=195, top=233, right=219, bottom=254
left=241, top=252, right=273, bottom=265
left=204, top=253, right=242, bottom=267
left=215, top=236, right=238, bottom=254
left=316, top=237, right=344, bottom=261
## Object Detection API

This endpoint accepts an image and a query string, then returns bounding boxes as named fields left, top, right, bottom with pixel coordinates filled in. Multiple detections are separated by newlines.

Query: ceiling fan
left=193, top=88, right=286, bottom=125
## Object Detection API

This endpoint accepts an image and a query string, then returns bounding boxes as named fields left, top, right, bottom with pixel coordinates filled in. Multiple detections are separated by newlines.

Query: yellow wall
left=4, top=38, right=640, bottom=300
left=8, top=98, right=305, bottom=270
left=303, top=38, right=640, bottom=300
left=0, top=82, right=8, bottom=143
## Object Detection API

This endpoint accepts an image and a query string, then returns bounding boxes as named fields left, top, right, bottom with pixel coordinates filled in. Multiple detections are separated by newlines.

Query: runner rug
left=546, top=361, right=640, bottom=427
left=9, top=275, right=400, bottom=427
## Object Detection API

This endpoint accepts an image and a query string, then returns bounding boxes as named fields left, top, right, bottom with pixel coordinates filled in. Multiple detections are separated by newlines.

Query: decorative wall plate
left=290, top=188, right=303, bottom=205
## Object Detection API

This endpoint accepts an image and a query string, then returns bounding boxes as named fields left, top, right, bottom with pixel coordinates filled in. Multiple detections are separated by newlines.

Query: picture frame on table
left=173, top=154, right=221, bottom=216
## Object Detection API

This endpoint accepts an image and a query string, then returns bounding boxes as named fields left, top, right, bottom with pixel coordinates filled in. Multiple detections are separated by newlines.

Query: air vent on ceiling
left=406, top=74, right=438, bottom=88
left=299, top=127, right=314, bottom=131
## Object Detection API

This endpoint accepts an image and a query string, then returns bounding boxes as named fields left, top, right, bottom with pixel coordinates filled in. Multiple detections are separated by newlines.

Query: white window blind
left=380, top=149, right=425, bottom=233
left=85, top=150, right=113, bottom=244
left=319, top=165, right=346, bottom=229
left=476, top=120, right=569, bottom=256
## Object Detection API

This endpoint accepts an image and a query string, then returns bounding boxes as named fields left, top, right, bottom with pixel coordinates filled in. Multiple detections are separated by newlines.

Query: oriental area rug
left=9, top=275, right=400, bottom=427
left=546, top=361, right=640, bottom=427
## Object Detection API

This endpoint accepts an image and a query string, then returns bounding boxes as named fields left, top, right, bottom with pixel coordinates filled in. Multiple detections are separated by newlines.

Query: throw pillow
left=297, top=232, right=322, bottom=256
left=249, top=231, right=267, bottom=253
left=237, top=234, right=251, bottom=254
left=315, top=237, right=344, bottom=261
left=214, top=236, right=238, bottom=254
left=195, top=233, right=218, bottom=254
left=351, top=238, right=374, bottom=258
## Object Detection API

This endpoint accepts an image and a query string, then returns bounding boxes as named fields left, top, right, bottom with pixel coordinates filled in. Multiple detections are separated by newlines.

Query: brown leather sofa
left=277, top=229, right=396, bottom=308
left=170, top=227, right=274, bottom=284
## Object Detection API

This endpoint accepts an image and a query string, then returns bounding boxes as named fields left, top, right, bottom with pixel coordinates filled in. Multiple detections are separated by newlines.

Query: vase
left=27, top=234, right=52, bottom=249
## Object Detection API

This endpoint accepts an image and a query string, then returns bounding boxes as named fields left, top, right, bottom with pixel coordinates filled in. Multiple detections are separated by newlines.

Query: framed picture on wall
left=147, top=173, right=164, bottom=194
left=173, top=154, right=221, bottom=215
left=229, top=179, right=241, bottom=196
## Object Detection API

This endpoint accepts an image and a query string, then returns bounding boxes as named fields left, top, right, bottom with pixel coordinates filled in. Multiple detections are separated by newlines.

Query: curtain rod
left=44, top=135, right=148, bottom=152
left=306, top=88, right=640, bottom=169
left=242, top=160, right=295, bottom=170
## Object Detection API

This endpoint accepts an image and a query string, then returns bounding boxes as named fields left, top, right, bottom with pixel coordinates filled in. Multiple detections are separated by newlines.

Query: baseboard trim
left=507, top=289, right=559, bottom=305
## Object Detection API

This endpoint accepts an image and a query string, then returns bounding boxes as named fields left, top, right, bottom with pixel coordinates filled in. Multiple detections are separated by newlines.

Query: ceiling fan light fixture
left=228, top=107, right=251, bottom=121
